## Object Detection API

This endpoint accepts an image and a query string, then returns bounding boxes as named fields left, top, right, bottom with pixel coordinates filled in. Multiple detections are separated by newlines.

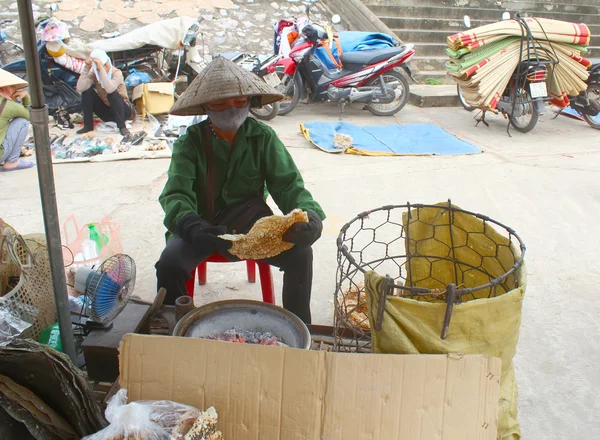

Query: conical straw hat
left=0, top=69, right=28, bottom=89
left=170, top=56, right=284, bottom=116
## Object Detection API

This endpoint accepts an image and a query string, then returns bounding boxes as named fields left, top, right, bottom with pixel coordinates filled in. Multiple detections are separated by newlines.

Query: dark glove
left=176, top=212, right=232, bottom=253
left=282, top=210, right=323, bottom=248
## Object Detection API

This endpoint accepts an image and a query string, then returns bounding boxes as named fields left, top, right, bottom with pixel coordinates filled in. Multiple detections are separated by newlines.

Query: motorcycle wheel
left=274, top=68, right=302, bottom=116
left=457, top=84, right=475, bottom=112
left=365, top=69, right=410, bottom=116
left=582, top=82, right=600, bottom=130
left=250, top=102, right=281, bottom=121
left=509, top=88, right=539, bottom=133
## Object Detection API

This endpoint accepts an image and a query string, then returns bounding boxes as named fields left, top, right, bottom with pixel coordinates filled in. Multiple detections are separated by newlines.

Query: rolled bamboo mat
left=447, top=17, right=592, bottom=110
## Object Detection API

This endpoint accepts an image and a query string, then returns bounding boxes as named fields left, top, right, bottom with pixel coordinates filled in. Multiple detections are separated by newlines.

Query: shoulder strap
left=202, top=123, right=216, bottom=224
left=334, top=36, right=343, bottom=67
left=0, top=98, right=8, bottom=115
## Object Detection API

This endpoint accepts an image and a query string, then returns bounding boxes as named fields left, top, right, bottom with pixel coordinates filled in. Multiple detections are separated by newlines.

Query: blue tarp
left=314, top=31, right=395, bottom=70
left=300, top=122, right=482, bottom=156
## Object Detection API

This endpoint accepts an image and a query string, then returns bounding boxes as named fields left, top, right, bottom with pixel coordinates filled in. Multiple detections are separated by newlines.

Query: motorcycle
left=268, top=6, right=416, bottom=117
left=217, top=52, right=282, bottom=121
left=459, top=14, right=600, bottom=132
left=555, top=63, right=600, bottom=129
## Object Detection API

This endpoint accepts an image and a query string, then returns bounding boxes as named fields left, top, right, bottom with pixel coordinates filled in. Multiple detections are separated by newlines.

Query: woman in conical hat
left=156, top=56, right=326, bottom=323
left=0, top=69, right=33, bottom=172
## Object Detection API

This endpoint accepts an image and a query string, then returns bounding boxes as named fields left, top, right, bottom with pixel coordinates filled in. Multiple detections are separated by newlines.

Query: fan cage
left=333, top=201, right=526, bottom=352
left=84, top=254, right=136, bottom=324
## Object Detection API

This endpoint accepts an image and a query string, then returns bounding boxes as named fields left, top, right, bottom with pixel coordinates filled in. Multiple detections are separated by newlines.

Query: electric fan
left=74, top=254, right=136, bottom=329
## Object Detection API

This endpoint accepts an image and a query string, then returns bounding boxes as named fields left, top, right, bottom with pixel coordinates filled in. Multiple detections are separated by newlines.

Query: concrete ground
left=2, top=101, right=599, bottom=439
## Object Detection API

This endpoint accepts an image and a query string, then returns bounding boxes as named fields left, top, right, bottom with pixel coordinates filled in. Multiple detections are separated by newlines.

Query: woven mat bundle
left=447, top=17, right=592, bottom=109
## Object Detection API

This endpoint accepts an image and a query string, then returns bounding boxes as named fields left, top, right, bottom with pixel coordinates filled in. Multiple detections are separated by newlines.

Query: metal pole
left=16, top=0, right=77, bottom=362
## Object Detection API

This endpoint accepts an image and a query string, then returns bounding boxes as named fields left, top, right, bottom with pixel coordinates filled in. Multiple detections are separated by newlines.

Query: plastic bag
left=0, top=298, right=36, bottom=346
left=125, top=69, right=152, bottom=87
left=83, top=389, right=204, bottom=440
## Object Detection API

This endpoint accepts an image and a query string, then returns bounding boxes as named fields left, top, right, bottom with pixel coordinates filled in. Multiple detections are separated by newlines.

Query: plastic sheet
left=125, top=69, right=152, bottom=88
left=83, top=389, right=220, bottom=440
left=53, top=137, right=124, bottom=160
left=0, top=298, right=36, bottom=347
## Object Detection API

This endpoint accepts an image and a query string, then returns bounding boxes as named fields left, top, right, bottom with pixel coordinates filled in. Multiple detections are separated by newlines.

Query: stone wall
left=0, top=0, right=330, bottom=65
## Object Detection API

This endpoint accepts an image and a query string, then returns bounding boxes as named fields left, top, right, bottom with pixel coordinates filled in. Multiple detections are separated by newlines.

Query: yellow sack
left=365, top=205, right=526, bottom=440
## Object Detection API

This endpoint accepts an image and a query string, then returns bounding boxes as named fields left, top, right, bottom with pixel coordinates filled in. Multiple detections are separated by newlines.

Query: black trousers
left=156, top=237, right=313, bottom=324
left=81, top=88, right=132, bottom=129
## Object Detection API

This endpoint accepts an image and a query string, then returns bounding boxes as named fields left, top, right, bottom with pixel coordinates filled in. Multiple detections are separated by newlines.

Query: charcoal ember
left=202, top=327, right=288, bottom=347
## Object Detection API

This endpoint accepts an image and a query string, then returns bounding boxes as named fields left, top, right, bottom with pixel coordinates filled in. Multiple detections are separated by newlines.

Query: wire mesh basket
left=334, top=201, right=526, bottom=352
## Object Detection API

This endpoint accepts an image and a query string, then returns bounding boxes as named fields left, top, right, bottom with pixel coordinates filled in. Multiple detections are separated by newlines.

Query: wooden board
left=81, top=302, right=151, bottom=382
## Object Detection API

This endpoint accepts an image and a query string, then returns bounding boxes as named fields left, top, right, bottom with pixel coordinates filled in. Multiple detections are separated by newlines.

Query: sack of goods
left=446, top=17, right=592, bottom=109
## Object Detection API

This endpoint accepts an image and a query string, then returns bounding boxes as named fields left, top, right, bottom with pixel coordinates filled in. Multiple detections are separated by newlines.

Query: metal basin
left=173, top=299, right=311, bottom=350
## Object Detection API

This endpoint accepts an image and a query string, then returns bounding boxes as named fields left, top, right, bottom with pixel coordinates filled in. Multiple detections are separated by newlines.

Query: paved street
left=2, top=101, right=599, bottom=438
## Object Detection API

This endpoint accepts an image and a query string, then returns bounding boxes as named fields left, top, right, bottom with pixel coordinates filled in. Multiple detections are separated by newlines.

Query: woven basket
left=1, top=219, right=56, bottom=340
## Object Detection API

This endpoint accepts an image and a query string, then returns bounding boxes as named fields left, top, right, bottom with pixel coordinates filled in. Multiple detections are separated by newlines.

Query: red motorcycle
left=265, top=19, right=416, bottom=116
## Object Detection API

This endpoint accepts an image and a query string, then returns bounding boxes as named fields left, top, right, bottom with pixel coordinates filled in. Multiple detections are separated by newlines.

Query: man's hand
left=85, top=58, right=92, bottom=68
left=282, top=210, right=323, bottom=248
left=189, top=225, right=232, bottom=253
left=12, top=90, right=28, bottom=102
left=176, top=212, right=232, bottom=253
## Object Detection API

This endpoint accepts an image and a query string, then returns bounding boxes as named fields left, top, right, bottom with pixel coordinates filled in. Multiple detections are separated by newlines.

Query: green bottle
left=88, top=223, right=109, bottom=252
left=39, top=322, right=63, bottom=352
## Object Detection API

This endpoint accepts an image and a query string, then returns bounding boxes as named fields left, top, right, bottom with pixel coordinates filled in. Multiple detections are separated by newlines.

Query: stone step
left=412, top=56, right=448, bottom=72
left=408, top=84, right=460, bottom=108
left=366, top=4, right=600, bottom=24
left=379, top=16, right=496, bottom=31
left=412, top=70, right=454, bottom=85
left=412, top=42, right=449, bottom=57
left=410, top=44, right=600, bottom=59
left=394, top=29, right=461, bottom=43
left=381, top=16, right=600, bottom=35
left=366, top=1, right=600, bottom=16
left=587, top=46, right=600, bottom=57
left=393, top=27, right=599, bottom=45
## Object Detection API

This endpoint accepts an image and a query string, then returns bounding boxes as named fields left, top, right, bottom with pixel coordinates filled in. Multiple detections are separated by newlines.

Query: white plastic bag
left=83, top=389, right=203, bottom=440
left=0, top=298, right=35, bottom=346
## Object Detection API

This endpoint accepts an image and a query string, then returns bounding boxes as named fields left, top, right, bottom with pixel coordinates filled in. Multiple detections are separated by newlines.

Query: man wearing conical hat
left=156, top=57, right=325, bottom=323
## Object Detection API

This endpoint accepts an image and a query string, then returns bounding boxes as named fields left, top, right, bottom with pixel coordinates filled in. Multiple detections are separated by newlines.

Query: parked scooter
left=269, top=6, right=416, bottom=117
left=459, top=14, right=600, bottom=132
left=217, top=52, right=282, bottom=121
left=562, top=64, right=600, bottom=129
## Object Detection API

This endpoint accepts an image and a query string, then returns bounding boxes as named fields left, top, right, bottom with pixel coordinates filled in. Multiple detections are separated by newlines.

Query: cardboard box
left=131, top=82, right=175, bottom=117
left=120, top=334, right=501, bottom=440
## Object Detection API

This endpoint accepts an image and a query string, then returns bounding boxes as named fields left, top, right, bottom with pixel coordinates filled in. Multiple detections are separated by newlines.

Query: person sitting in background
left=76, top=49, right=134, bottom=137
left=0, top=68, right=33, bottom=172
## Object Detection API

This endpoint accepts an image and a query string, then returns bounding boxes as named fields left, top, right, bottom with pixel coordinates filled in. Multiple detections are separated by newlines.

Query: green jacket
left=0, top=95, right=31, bottom=157
left=159, top=118, right=325, bottom=240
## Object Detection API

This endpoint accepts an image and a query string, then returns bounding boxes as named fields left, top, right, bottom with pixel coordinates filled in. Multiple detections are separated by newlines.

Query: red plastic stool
left=185, top=253, right=275, bottom=304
